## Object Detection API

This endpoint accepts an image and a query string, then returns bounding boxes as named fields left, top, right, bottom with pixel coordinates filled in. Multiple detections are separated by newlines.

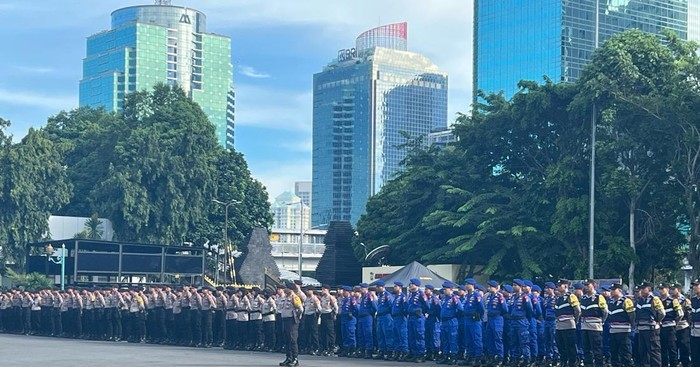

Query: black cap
left=293, top=280, right=302, bottom=286
left=670, top=283, right=682, bottom=289
left=658, top=283, right=671, bottom=289
left=556, top=279, right=569, bottom=286
left=286, top=282, right=296, bottom=290
left=216, top=286, right=224, bottom=291
left=583, top=279, right=596, bottom=285
left=692, top=279, right=700, bottom=286
left=639, top=281, right=653, bottom=289
left=322, top=284, right=331, bottom=290
left=610, top=283, right=624, bottom=291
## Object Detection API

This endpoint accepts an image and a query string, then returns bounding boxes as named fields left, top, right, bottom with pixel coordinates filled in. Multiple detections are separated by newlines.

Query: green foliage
left=1, top=84, right=271, bottom=262
left=6, top=269, right=53, bottom=290
left=357, top=30, right=692, bottom=284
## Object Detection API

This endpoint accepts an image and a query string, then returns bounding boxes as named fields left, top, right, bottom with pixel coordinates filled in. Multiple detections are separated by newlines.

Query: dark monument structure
left=315, top=221, right=361, bottom=286
left=236, top=227, right=280, bottom=286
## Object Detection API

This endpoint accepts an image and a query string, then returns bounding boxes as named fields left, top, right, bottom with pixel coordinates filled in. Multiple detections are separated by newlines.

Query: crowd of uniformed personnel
left=2, top=277, right=700, bottom=367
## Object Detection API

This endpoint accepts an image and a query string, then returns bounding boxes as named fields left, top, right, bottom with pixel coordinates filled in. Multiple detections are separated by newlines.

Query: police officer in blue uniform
left=392, top=281, right=409, bottom=361
left=373, top=280, right=394, bottom=360
left=523, top=280, right=542, bottom=364
left=407, top=278, right=429, bottom=363
left=339, top=285, right=358, bottom=357
left=458, top=285, right=468, bottom=361
left=356, top=283, right=376, bottom=359
left=502, top=284, right=515, bottom=364
left=439, top=282, right=464, bottom=365
left=542, top=282, right=559, bottom=366
left=425, top=284, right=442, bottom=361
left=532, top=285, right=547, bottom=365
left=511, top=279, right=533, bottom=367
left=461, top=278, right=485, bottom=367
left=485, top=280, right=509, bottom=367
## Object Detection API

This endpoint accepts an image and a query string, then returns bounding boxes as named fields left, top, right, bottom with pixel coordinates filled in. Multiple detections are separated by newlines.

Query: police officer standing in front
left=607, top=283, right=635, bottom=367
left=658, top=283, right=682, bottom=367
left=635, top=282, right=665, bottom=367
left=580, top=279, right=607, bottom=367
left=484, top=280, right=508, bottom=367
left=279, top=282, right=303, bottom=367
left=406, top=278, right=429, bottom=363
left=439, top=282, right=463, bottom=365
left=356, top=283, right=376, bottom=359
left=374, top=280, right=394, bottom=360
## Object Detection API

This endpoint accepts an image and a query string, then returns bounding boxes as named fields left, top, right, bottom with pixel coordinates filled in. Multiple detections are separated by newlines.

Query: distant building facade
left=312, top=22, right=448, bottom=226
left=270, top=192, right=310, bottom=231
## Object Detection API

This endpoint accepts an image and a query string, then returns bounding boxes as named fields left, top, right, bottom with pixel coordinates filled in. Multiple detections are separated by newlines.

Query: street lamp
left=286, top=201, right=306, bottom=282
left=204, top=243, right=225, bottom=284
left=212, top=198, right=241, bottom=283
left=45, top=243, right=66, bottom=291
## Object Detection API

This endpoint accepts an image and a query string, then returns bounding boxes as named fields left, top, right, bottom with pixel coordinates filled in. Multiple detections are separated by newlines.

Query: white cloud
left=238, top=65, right=271, bottom=79
left=14, top=66, right=54, bottom=74
left=234, top=84, right=312, bottom=132
left=280, top=138, right=313, bottom=153
left=0, top=87, right=76, bottom=110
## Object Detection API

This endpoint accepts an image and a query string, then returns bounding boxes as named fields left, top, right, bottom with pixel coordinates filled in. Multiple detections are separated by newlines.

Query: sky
left=0, top=0, right=474, bottom=200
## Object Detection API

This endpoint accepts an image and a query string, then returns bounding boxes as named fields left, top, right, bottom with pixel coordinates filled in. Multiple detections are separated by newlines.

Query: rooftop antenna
left=155, top=0, right=172, bottom=5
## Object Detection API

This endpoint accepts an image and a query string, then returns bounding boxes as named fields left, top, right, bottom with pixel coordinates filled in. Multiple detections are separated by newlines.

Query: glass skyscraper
left=312, top=23, right=448, bottom=226
left=79, top=3, right=235, bottom=148
left=475, top=0, right=700, bottom=99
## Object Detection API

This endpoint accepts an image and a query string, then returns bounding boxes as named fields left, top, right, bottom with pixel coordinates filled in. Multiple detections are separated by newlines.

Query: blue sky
left=0, top=0, right=473, bottom=199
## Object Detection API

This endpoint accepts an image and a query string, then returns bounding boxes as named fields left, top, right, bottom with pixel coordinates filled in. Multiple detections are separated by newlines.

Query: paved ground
left=0, top=334, right=409, bottom=366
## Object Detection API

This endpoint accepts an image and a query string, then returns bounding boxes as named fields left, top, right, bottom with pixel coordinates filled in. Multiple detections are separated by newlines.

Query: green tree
left=92, top=84, right=220, bottom=244
left=6, top=268, right=53, bottom=290
left=0, top=124, right=71, bottom=266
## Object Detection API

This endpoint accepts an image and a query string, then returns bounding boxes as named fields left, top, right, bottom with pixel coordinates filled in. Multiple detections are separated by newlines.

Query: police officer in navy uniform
left=406, top=277, right=429, bottom=363
left=485, top=280, right=509, bottom=367
left=356, top=283, right=376, bottom=359
left=439, top=282, right=463, bottom=365
left=461, top=278, right=485, bottom=367
left=635, top=281, right=665, bottom=367
left=689, top=279, right=700, bottom=366
left=658, top=283, right=683, bottom=367
left=425, top=284, right=442, bottom=361
left=671, top=283, right=691, bottom=367
left=339, top=285, right=358, bottom=357
left=607, top=283, right=635, bottom=367
left=374, top=280, right=394, bottom=360
left=580, top=279, right=607, bottom=367
left=511, top=279, right=534, bottom=366
left=542, top=282, right=559, bottom=366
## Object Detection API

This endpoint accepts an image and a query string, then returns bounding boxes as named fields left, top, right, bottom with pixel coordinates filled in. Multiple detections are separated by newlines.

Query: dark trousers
left=690, top=336, right=700, bottom=367
left=154, top=307, right=166, bottom=342
left=202, top=310, right=213, bottom=346
left=129, top=311, right=144, bottom=342
left=120, top=310, right=130, bottom=340
left=22, top=308, right=31, bottom=333
left=609, top=332, right=632, bottom=367
left=225, top=319, right=236, bottom=347
left=146, top=309, right=155, bottom=341
left=637, top=329, right=661, bottom=367
left=52, top=309, right=62, bottom=335
left=181, top=307, right=192, bottom=345
left=283, top=317, right=300, bottom=359
left=300, top=313, right=319, bottom=351
left=660, top=327, right=677, bottom=367
left=264, top=320, right=276, bottom=349
left=251, top=319, right=263, bottom=346
left=238, top=320, right=249, bottom=346
left=83, top=309, right=93, bottom=338
left=676, top=328, right=690, bottom=367
left=191, top=309, right=202, bottom=346
left=165, top=309, right=174, bottom=342
left=276, top=314, right=285, bottom=350
left=582, top=329, right=603, bottom=366
left=31, top=310, right=41, bottom=333
left=320, top=313, right=336, bottom=352
left=214, top=310, right=225, bottom=345
left=556, top=328, right=578, bottom=366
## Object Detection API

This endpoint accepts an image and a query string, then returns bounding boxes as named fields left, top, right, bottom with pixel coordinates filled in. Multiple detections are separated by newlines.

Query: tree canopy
left=1, top=84, right=272, bottom=267
left=357, top=30, right=697, bottom=285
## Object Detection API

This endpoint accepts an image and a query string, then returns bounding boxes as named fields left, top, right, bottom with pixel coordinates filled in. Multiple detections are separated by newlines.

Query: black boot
left=426, top=351, right=435, bottom=361
left=415, top=353, right=426, bottom=363
left=364, top=350, right=373, bottom=359
left=459, top=357, right=473, bottom=366
left=279, top=357, right=291, bottom=366
left=286, top=358, right=299, bottom=367
left=374, top=351, right=385, bottom=360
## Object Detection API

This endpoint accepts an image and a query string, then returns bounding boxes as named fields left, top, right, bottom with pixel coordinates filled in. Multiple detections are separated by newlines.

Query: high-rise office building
left=312, top=23, right=448, bottom=226
left=474, top=0, right=700, bottom=99
left=79, top=1, right=235, bottom=148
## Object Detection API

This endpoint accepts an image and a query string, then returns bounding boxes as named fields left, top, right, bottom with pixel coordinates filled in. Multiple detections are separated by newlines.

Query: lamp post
left=286, top=201, right=306, bottom=282
left=204, top=243, right=226, bottom=284
left=46, top=243, right=66, bottom=291
left=212, top=198, right=240, bottom=283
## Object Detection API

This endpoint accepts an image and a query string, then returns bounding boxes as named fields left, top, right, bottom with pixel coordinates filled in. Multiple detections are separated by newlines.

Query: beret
left=532, top=285, right=541, bottom=292
left=375, top=280, right=386, bottom=287
left=475, top=284, right=486, bottom=292
left=410, top=278, right=421, bottom=286
left=342, top=285, right=352, bottom=291
left=464, top=278, right=476, bottom=285
left=442, top=282, right=454, bottom=289
left=487, top=280, right=499, bottom=287
left=425, top=285, right=435, bottom=290
left=523, top=280, right=534, bottom=287
left=359, top=283, right=369, bottom=288
left=573, top=282, right=584, bottom=290
left=394, top=282, right=404, bottom=287
left=513, top=279, right=525, bottom=287
left=544, top=282, right=556, bottom=289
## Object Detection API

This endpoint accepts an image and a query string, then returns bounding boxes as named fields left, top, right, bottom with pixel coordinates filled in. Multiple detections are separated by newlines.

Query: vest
left=636, top=295, right=663, bottom=330
left=689, top=296, right=700, bottom=336
left=580, top=293, right=606, bottom=331
left=607, top=297, right=634, bottom=333
left=660, top=297, right=679, bottom=328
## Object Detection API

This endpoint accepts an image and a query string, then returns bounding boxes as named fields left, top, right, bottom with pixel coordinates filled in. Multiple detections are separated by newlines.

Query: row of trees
left=0, top=84, right=272, bottom=268
left=356, top=30, right=700, bottom=287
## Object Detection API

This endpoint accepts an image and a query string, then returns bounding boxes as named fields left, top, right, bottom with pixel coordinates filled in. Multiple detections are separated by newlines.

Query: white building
left=269, top=228, right=326, bottom=273
left=270, top=192, right=310, bottom=230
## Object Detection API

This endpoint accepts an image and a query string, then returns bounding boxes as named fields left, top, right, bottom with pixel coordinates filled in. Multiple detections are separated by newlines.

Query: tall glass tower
left=79, top=2, right=235, bottom=148
left=474, top=0, right=700, bottom=99
left=312, top=23, right=448, bottom=226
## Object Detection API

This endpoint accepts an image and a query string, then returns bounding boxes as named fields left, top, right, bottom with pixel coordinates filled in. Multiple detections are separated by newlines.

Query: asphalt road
left=0, top=334, right=410, bottom=366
